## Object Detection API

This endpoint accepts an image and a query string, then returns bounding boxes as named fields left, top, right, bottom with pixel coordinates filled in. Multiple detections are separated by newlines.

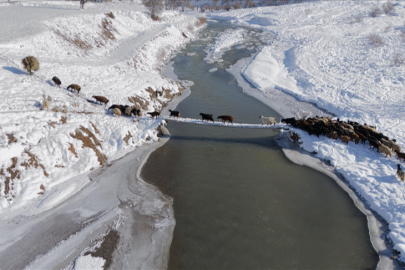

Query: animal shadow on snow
left=45, top=80, right=55, bottom=87
left=3, top=66, right=27, bottom=75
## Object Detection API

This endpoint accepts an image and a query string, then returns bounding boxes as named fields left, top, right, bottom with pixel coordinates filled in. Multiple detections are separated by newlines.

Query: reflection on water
left=142, top=22, right=378, bottom=269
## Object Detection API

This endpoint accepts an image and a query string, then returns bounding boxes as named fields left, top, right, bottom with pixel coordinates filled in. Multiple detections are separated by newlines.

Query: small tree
left=370, top=6, right=381, bottom=17
left=382, top=1, right=395, bottom=15
left=142, top=0, right=165, bottom=20
left=80, top=0, right=91, bottom=10
left=22, top=56, right=39, bottom=75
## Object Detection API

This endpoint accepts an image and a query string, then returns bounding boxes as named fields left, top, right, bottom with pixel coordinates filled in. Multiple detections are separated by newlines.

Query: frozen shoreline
left=227, top=54, right=397, bottom=269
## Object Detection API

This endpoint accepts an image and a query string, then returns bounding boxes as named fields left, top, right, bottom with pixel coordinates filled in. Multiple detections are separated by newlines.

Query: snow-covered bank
left=0, top=1, right=205, bottom=268
left=0, top=0, right=203, bottom=216
left=207, top=1, right=405, bottom=264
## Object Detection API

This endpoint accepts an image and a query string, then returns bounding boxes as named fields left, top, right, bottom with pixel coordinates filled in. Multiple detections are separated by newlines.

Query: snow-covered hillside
left=0, top=1, right=204, bottom=217
left=207, top=1, right=405, bottom=265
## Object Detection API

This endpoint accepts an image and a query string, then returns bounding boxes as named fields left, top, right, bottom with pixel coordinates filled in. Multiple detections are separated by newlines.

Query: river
left=141, top=22, right=379, bottom=269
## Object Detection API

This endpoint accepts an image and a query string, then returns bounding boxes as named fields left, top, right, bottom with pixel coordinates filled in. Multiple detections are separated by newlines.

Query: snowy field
left=0, top=0, right=204, bottom=268
left=2, top=0, right=405, bottom=268
left=206, top=0, right=405, bottom=265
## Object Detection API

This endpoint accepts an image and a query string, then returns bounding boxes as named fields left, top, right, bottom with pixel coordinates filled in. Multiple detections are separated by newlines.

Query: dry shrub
left=393, top=53, right=404, bottom=66
left=195, top=17, right=206, bottom=27
left=305, top=9, right=311, bottom=15
left=224, top=3, right=232, bottom=11
left=6, top=134, right=17, bottom=144
left=382, top=1, right=394, bottom=15
left=289, top=131, right=303, bottom=145
left=368, top=33, right=383, bottom=47
left=350, top=14, right=363, bottom=24
left=354, top=14, right=363, bottom=23
left=233, top=2, right=241, bottom=9
left=370, top=6, right=381, bottom=17
left=151, top=15, right=159, bottom=21
left=100, top=18, right=116, bottom=41
left=105, top=12, right=115, bottom=19
left=123, top=132, right=132, bottom=145
left=22, top=56, right=39, bottom=75
left=385, top=23, right=392, bottom=32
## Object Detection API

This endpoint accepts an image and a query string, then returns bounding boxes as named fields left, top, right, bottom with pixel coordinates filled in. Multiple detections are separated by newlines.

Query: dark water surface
left=142, top=22, right=378, bottom=269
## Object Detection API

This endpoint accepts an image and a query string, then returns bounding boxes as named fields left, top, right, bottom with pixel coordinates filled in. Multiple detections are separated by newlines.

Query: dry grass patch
left=48, top=121, right=57, bottom=128
left=70, top=126, right=106, bottom=167
left=369, top=33, right=384, bottom=47
left=123, top=132, right=132, bottom=145
left=60, top=116, right=68, bottom=124
left=2, top=157, right=20, bottom=196
left=21, top=150, right=49, bottom=177
left=52, top=106, right=67, bottom=113
left=100, top=17, right=116, bottom=42
left=6, top=134, right=17, bottom=144
left=38, top=184, right=45, bottom=195
left=68, top=143, right=78, bottom=158
left=90, top=122, right=100, bottom=134
left=128, top=95, right=149, bottom=111
left=56, top=30, right=93, bottom=50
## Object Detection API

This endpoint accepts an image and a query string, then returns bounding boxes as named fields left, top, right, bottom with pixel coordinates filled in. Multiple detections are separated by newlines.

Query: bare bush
left=370, top=6, right=381, bottom=17
left=382, top=1, right=395, bottom=15
left=305, top=9, right=311, bottom=15
left=354, top=14, right=363, bottom=23
left=288, top=131, right=303, bottom=145
left=142, top=0, right=164, bottom=19
left=245, top=0, right=255, bottom=8
left=368, top=33, right=384, bottom=47
left=393, top=53, right=404, bottom=66
left=385, top=23, right=392, bottom=32
left=195, top=17, right=206, bottom=27
left=233, top=2, right=241, bottom=9
left=350, top=14, right=363, bottom=24
left=224, top=3, right=232, bottom=10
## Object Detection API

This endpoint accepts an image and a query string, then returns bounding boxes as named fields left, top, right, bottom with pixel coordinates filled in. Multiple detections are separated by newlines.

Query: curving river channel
left=142, top=22, right=378, bottom=269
